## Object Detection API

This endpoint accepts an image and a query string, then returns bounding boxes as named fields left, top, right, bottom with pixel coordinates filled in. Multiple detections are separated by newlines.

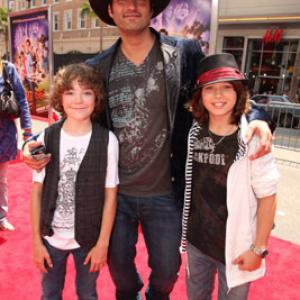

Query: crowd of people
left=1, top=0, right=279, bottom=299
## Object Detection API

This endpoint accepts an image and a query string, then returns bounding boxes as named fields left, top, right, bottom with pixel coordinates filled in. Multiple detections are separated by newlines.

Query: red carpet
left=0, top=162, right=299, bottom=299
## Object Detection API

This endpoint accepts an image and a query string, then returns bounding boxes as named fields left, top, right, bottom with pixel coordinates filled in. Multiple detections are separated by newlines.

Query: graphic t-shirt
left=187, top=126, right=238, bottom=263
left=108, top=40, right=172, bottom=196
left=33, top=129, right=119, bottom=250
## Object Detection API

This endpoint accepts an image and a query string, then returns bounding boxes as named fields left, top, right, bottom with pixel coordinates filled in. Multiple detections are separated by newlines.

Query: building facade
left=1, top=0, right=119, bottom=57
left=217, top=0, right=300, bottom=101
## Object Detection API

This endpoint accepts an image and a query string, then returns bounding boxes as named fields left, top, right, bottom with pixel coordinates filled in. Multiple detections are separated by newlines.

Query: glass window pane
left=287, top=53, right=297, bottom=76
left=222, top=50, right=243, bottom=68
left=290, top=41, right=299, bottom=52
left=249, top=39, right=262, bottom=51
left=246, top=51, right=260, bottom=76
left=223, top=37, right=244, bottom=49
left=260, top=51, right=283, bottom=77
left=259, top=78, right=279, bottom=94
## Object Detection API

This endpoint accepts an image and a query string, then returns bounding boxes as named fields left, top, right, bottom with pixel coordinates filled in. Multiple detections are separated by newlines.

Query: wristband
left=23, top=132, right=33, bottom=137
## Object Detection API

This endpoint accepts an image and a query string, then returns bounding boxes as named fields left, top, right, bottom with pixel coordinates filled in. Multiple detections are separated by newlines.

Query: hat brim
left=192, top=78, right=250, bottom=95
left=89, top=0, right=171, bottom=26
left=200, top=78, right=250, bottom=87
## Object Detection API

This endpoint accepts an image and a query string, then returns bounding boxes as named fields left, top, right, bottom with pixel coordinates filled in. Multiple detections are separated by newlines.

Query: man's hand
left=233, top=250, right=262, bottom=271
left=84, top=245, right=108, bottom=272
left=244, top=120, right=273, bottom=160
left=32, top=241, right=53, bottom=273
left=21, top=141, right=51, bottom=171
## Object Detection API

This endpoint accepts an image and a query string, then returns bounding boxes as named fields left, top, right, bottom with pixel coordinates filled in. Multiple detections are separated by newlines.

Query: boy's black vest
left=40, top=120, right=109, bottom=251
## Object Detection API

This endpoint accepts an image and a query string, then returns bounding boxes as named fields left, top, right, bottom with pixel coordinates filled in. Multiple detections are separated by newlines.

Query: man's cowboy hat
left=89, top=0, right=171, bottom=26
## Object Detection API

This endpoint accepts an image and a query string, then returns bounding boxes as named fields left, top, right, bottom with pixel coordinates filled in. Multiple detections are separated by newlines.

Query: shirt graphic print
left=52, top=145, right=86, bottom=231
left=108, top=42, right=171, bottom=196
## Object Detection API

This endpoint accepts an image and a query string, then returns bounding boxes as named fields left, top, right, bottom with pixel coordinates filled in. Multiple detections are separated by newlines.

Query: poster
left=9, top=8, right=50, bottom=117
left=151, top=0, right=212, bottom=55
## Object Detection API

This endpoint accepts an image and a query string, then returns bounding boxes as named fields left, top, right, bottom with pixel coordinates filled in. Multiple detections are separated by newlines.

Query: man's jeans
left=108, top=193, right=182, bottom=300
left=186, top=243, right=250, bottom=300
left=42, top=239, right=99, bottom=300
left=0, top=162, right=9, bottom=222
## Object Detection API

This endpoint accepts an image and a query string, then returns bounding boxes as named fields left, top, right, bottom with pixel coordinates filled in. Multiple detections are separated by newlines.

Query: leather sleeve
left=246, top=103, right=276, bottom=133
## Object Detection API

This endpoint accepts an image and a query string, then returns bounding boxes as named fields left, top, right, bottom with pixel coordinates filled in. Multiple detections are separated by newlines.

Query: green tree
left=0, top=7, right=9, bottom=57
left=80, top=1, right=98, bottom=19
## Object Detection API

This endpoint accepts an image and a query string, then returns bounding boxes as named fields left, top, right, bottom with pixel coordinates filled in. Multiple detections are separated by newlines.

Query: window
left=222, top=37, right=245, bottom=68
left=78, top=9, right=87, bottom=29
left=53, top=0, right=59, bottom=3
left=20, top=0, right=28, bottom=9
left=64, top=10, right=72, bottom=30
left=31, top=0, right=36, bottom=7
left=8, top=0, right=14, bottom=10
left=53, top=13, right=59, bottom=31
left=92, top=18, right=100, bottom=28
left=246, top=39, right=299, bottom=94
left=41, top=0, right=47, bottom=5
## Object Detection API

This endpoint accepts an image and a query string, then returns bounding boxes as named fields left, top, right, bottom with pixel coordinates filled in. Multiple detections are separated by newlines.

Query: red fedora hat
left=196, top=53, right=249, bottom=87
left=89, top=0, right=171, bottom=26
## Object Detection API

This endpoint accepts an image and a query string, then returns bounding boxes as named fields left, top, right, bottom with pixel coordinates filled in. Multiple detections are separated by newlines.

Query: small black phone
left=30, top=145, right=46, bottom=156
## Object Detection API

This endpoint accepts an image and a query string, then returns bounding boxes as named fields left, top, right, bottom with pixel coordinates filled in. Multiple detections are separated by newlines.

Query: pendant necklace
left=208, top=127, right=236, bottom=153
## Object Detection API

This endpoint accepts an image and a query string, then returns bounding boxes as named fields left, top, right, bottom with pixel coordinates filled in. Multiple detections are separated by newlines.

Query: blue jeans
left=108, top=193, right=182, bottom=300
left=186, top=243, right=250, bottom=300
left=42, top=239, right=99, bottom=300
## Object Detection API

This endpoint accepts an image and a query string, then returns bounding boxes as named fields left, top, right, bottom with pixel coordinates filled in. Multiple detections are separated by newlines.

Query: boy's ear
left=108, top=3, right=113, bottom=18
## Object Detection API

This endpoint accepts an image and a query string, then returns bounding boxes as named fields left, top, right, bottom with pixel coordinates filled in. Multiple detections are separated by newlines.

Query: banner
left=9, top=8, right=50, bottom=117
left=151, top=0, right=212, bottom=55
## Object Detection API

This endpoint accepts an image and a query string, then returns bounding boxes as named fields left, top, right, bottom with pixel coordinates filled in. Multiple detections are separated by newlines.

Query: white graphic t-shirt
left=33, top=128, right=119, bottom=250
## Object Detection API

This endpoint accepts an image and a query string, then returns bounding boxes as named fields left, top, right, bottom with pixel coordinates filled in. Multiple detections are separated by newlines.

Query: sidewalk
left=273, top=148, right=300, bottom=245
left=274, top=147, right=300, bottom=164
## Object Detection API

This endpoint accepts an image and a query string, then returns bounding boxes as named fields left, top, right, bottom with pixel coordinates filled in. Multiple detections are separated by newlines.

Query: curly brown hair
left=190, top=81, right=250, bottom=125
left=50, top=63, right=106, bottom=120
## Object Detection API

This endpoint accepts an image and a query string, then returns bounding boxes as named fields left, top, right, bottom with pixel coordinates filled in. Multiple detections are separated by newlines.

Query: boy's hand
left=32, top=242, right=53, bottom=273
left=244, top=120, right=273, bottom=160
left=21, top=141, right=51, bottom=171
left=84, top=245, right=108, bottom=272
left=233, top=250, right=262, bottom=271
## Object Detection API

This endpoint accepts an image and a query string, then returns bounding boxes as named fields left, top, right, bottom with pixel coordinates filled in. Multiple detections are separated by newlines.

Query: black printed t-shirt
left=108, top=40, right=172, bottom=196
left=187, top=126, right=238, bottom=263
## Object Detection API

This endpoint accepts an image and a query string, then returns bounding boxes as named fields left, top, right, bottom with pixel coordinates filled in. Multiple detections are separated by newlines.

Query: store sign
left=262, top=28, right=283, bottom=44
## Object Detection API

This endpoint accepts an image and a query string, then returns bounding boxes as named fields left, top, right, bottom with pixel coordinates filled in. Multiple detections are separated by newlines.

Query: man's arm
left=247, top=103, right=276, bottom=133
left=84, top=187, right=118, bottom=272
left=245, top=104, right=274, bottom=160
